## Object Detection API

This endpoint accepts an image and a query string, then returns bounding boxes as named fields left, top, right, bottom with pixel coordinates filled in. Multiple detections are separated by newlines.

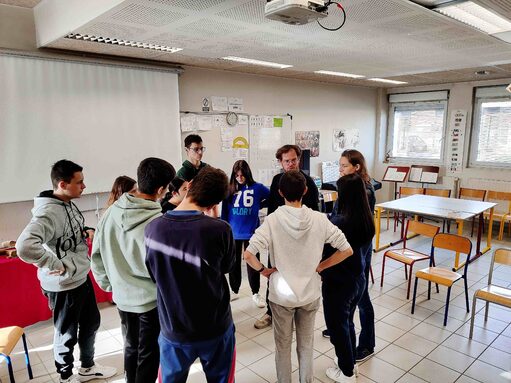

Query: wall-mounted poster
left=295, top=131, right=320, bottom=157
left=333, top=128, right=360, bottom=151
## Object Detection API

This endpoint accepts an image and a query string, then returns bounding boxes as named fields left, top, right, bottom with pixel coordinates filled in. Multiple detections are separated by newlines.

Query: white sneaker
left=333, top=357, right=358, bottom=377
left=252, top=293, right=265, bottom=308
left=230, top=292, right=240, bottom=301
left=326, top=366, right=357, bottom=382
left=60, top=376, right=80, bottom=383
left=78, top=363, right=117, bottom=382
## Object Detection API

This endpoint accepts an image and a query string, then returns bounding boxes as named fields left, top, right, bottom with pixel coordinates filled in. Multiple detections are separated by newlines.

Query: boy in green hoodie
left=17, top=159, right=117, bottom=383
left=91, top=157, right=175, bottom=383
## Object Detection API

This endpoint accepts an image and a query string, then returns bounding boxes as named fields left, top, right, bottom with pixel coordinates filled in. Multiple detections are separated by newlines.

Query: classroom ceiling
left=4, top=0, right=511, bottom=87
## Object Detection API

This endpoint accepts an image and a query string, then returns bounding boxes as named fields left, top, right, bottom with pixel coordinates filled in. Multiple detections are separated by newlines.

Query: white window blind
left=470, top=85, right=511, bottom=167
left=387, top=92, right=448, bottom=162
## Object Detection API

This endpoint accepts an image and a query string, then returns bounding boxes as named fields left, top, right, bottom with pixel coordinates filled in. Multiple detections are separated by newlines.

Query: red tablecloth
left=0, top=256, right=113, bottom=328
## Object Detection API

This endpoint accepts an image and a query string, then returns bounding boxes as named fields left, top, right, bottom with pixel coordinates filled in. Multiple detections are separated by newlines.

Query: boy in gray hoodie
left=91, top=157, right=175, bottom=383
left=244, top=171, right=353, bottom=383
left=16, top=160, right=117, bottom=383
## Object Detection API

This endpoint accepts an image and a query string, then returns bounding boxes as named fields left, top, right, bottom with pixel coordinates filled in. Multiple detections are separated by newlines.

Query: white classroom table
left=374, top=194, right=496, bottom=270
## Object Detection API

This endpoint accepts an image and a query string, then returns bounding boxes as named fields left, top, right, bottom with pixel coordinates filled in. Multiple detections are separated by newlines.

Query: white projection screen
left=0, top=54, right=181, bottom=203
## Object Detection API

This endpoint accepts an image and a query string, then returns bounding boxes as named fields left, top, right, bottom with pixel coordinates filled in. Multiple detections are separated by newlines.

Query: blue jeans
left=323, top=275, right=364, bottom=377
left=159, top=324, right=236, bottom=383
left=357, top=244, right=375, bottom=352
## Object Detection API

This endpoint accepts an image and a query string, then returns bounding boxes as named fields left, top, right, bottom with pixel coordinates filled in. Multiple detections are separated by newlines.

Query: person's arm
left=16, top=212, right=64, bottom=274
left=244, top=220, right=276, bottom=278
left=267, top=176, right=281, bottom=215
left=317, top=217, right=353, bottom=272
left=258, top=183, right=271, bottom=208
left=221, top=226, right=236, bottom=274
left=90, top=226, right=112, bottom=292
left=304, top=175, right=320, bottom=211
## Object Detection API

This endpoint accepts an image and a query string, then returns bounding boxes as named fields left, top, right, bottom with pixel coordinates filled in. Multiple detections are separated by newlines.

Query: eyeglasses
left=188, top=146, right=206, bottom=153
left=282, top=158, right=298, bottom=165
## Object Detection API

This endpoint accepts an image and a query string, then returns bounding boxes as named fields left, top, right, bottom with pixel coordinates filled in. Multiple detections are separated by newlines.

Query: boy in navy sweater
left=145, top=167, right=235, bottom=383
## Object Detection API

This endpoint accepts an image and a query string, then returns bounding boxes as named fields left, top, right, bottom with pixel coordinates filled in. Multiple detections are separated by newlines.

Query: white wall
left=178, top=67, right=378, bottom=179
left=374, top=78, right=511, bottom=202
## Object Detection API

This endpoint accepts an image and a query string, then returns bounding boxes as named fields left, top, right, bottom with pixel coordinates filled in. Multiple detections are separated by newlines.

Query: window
left=470, top=85, right=511, bottom=168
left=387, top=91, right=449, bottom=163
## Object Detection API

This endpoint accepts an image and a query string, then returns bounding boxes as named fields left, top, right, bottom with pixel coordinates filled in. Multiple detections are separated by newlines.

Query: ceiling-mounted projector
left=265, top=0, right=328, bottom=25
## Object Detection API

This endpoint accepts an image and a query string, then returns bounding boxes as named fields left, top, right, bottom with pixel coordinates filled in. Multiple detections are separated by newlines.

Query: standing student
left=106, top=175, right=136, bottom=207
left=91, top=158, right=175, bottom=383
left=244, top=171, right=353, bottom=383
left=176, top=134, right=208, bottom=181
left=322, top=173, right=375, bottom=383
left=145, top=167, right=236, bottom=383
left=221, top=160, right=270, bottom=307
left=16, top=160, right=117, bottom=383
left=323, top=150, right=376, bottom=360
left=161, top=177, right=189, bottom=213
left=254, top=144, right=320, bottom=329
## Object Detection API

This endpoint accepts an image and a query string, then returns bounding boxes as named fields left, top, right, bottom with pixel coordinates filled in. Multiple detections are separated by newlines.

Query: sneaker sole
left=355, top=351, right=374, bottom=363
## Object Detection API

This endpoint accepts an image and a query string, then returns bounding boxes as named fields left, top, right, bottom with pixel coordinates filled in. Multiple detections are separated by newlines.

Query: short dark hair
left=184, top=134, right=203, bottom=148
left=276, top=144, right=302, bottom=160
left=170, top=177, right=186, bottom=193
left=51, top=159, right=83, bottom=189
left=279, top=170, right=306, bottom=202
left=187, top=167, right=228, bottom=208
left=137, top=157, right=176, bottom=195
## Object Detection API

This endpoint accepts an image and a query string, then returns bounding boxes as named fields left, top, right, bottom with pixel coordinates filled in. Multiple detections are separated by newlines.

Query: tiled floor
left=2, top=222, right=511, bottom=383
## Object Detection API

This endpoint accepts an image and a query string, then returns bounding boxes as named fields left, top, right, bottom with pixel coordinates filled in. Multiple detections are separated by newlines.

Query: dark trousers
left=118, top=307, right=160, bottom=383
left=322, top=275, right=364, bottom=377
left=357, top=244, right=376, bottom=352
left=264, top=257, right=273, bottom=317
left=44, top=277, right=100, bottom=379
left=229, top=240, right=260, bottom=294
left=159, top=324, right=236, bottom=383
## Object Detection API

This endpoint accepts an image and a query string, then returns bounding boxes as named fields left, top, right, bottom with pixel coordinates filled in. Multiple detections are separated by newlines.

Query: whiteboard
left=180, top=114, right=292, bottom=185
left=0, top=54, right=181, bottom=203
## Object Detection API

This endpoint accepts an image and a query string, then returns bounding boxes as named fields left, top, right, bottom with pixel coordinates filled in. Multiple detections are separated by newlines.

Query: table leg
left=374, top=207, right=382, bottom=252
left=454, top=219, right=464, bottom=269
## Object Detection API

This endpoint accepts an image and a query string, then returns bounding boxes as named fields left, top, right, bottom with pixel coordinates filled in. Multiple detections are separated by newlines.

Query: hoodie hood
left=110, top=193, right=162, bottom=232
left=275, top=205, right=314, bottom=239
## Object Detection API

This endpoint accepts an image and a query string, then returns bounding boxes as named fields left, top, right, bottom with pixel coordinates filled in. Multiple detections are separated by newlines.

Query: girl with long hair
left=221, top=160, right=269, bottom=307
left=161, top=177, right=189, bottom=213
left=107, top=176, right=136, bottom=207
left=322, top=173, right=375, bottom=382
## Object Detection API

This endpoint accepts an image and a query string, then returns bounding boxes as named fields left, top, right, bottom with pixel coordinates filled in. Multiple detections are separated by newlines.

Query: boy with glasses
left=177, top=134, right=209, bottom=181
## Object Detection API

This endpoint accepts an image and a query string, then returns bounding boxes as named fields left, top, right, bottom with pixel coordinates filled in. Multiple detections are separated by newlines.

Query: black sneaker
left=355, top=348, right=374, bottom=362
left=322, top=329, right=330, bottom=338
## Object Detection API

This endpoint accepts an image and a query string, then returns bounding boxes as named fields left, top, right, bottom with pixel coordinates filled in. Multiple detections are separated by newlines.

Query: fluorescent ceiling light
left=66, top=33, right=183, bottom=53
left=368, top=78, right=408, bottom=85
left=435, top=1, right=511, bottom=36
left=221, top=56, right=292, bottom=69
left=314, top=70, right=365, bottom=79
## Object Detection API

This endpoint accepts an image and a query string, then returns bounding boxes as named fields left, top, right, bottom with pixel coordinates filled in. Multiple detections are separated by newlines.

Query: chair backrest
left=459, top=187, right=486, bottom=201
left=406, top=220, right=440, bottom=238
left=486, top=191, right=511, bottom=215
left=488, top=248, right=511, bottom=286
left=425, top=188, right=451, bottom=198
left=400, top=187, right=425, bottom=198
left=432, top=233, right=472, bottom=273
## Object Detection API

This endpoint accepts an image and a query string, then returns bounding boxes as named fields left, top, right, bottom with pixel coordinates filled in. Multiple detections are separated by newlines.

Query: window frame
left=387, top=99, right=448, bottom=165
left=469, top=92, right=511, bottom=169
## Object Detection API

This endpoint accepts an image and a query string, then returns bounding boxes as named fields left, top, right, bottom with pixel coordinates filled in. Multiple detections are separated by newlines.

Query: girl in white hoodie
left=244, top=170, right=353, bottom=383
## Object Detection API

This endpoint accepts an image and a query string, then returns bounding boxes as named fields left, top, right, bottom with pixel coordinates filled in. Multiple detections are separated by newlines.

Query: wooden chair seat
left=416, top=267, right=462, bottom=286
left=0, top=326, right=24, bottom=356
left=0, top=326, right=33, bottom=383
left=384, top=248, right=430, bottom=264
left=474, top=285, right=511, bottom=307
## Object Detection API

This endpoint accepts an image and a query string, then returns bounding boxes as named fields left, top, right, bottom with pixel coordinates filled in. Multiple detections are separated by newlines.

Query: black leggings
left=229, top=240, right=261, bottom=294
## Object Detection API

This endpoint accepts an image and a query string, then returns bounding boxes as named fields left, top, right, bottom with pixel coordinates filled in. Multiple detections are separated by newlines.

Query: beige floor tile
left=410, top=322, right=452, bottom=343
left=248, top=353, right=278, bottom=382
left=409, top=359, right=460, bottom=383
left=479, top=346, right=511, bottom=371
left=376, top=344, right=422, bottom=371
left=455, top=322, right=500, bottom=345
left=235, top=339, right=272, bottom=366
left=426, top=345, right=475, bottom=373
left=440, top=333, right=488, bottom=358
left=359, top=356, right=406, bottom=383
left=423, top=312, right=465, bottom=332
left=464, top=360, right=511, bottom=383
left=490, top=334, right=511, bottom=354
left=395, top=373, right=428, bottom=383
left=380, top=312, right=421, bottom=332
left=471, top=312, right=510, bottom=333
left=374, top=321, right=407, bottom=342
left=394, top=333, right=439, bottom=357
left=455, top=375, right=484, bottom=383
